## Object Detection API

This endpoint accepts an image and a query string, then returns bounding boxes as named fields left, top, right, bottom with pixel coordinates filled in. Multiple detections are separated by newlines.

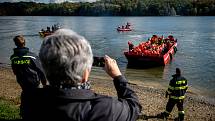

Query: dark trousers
left=165, top=98, right=185, bottom=120
left=20, top=91, right=24, bottom=118
left=166, top=98, right=184, bottom=112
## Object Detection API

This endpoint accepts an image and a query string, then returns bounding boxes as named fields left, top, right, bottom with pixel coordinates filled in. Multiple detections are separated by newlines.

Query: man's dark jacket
left=22, top=76, right=142, bottom=121
left=10, top=47, right=46, bottom=91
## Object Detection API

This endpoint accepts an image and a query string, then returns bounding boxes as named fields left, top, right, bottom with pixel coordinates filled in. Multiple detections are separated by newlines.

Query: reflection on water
left=125, top=66, right=165, bottom=82
left=0, top=16, right=215, bottom=100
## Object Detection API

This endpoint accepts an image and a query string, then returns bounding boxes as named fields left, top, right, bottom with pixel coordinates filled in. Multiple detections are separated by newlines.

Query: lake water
left=0, top=16, right=214, bottom=101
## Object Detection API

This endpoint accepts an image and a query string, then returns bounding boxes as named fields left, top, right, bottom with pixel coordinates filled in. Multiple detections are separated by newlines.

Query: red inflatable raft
left=124, top=35, right=177, bottom=67
left=117, top=28, right=132, bottom=32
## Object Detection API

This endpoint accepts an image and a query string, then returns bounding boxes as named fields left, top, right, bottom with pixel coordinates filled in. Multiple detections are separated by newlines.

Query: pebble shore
left=0, top=66, right=214, bottom=121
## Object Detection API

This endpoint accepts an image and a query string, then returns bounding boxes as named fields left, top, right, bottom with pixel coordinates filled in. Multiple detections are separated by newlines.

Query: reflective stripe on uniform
left=168, top=85, right=188, bottom=90
left=11, top=55, right=36, bottom=65
left=176, top=80, right=186, bottom=84
left=10, top=56, right=19, bottom=61
left=178, top=111, right=185, bottom=114
left=170, top=96, right=185, bottom=100
left=13, top=59, right=31, bottom=64
left=22, top=56, right=36, bottom=59
left=10, top=55, right=36, bottom=61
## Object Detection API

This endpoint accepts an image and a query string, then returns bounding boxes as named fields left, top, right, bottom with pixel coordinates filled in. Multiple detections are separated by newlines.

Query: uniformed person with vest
left=10, top=35, right=47, bottom=118
left=161, top=68, right=188, bottom=121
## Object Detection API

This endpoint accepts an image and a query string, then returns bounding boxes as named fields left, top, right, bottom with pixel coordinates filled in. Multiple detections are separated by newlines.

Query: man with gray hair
left=21, top=29, right=142, bottom=121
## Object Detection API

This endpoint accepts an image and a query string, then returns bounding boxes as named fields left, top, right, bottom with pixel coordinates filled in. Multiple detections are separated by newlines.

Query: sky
left=0, top=0, right=97, bottom=3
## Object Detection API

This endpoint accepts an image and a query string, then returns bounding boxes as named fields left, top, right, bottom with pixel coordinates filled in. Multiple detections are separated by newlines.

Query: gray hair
left=39, top=29, right=93, bottom=87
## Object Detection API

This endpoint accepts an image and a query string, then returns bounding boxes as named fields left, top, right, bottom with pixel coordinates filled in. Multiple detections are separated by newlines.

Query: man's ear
left=82, top=68, right=90, bottom=83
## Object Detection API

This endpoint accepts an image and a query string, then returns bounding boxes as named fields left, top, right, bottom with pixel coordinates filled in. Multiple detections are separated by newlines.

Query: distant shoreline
left=0, top=1, right=214, bottom=16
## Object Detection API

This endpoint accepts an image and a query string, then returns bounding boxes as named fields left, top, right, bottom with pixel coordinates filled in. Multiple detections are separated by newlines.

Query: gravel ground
left=0, top=66, right=214, bottom=121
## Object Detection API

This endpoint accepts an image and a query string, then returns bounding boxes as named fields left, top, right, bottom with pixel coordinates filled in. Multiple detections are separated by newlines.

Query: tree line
left=0, top=0, right=214, bottom=16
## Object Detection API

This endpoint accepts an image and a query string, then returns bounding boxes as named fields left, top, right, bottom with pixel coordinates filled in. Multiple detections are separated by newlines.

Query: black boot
left=178, top=113, right=184, bottom=121
left=160, top=112, right=169, bottom=120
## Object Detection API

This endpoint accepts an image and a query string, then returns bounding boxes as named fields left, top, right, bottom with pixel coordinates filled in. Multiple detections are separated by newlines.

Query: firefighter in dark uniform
left=128, top=41, right=134, bottom=51
left=10, top=35, right=47, bottom=117
left=161, top=68, right=188, bottom=121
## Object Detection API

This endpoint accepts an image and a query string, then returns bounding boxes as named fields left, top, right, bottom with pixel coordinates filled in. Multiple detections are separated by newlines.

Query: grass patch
left=0, top=98, right=21, bottom=120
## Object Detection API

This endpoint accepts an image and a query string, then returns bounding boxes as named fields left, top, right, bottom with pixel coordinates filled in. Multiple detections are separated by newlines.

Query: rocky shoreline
left=0, top=66, right=214, bottom=121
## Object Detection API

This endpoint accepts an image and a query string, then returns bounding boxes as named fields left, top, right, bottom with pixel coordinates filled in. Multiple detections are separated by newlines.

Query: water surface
left=0, top=16, right=214, bottom=101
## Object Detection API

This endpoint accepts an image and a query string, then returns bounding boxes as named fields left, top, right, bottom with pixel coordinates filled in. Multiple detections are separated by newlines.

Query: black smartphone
left=93, top=56, right=105, bottom=67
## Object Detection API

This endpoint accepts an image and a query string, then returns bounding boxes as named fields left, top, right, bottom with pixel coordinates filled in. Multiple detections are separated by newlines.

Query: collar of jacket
left=27, top=87, right=104, bottom=100
left=55, top=81, right=91, bottom=90
left=172, top=74, right=181, bottom=78
left=56, top=88, right=101, bottom=100
left=13, top=47, right=29, bottom=56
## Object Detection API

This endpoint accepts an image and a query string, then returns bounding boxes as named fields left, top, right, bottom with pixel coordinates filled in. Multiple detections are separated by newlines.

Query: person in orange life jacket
left=161, top=68, right=188, bottom=121
left=10, top=35, right=47, bottom=118
left=128, top=41, right=134, bottom=51
left=21, top=29, right=142, bottom=121
left=168, top=35, right=174, bottom=42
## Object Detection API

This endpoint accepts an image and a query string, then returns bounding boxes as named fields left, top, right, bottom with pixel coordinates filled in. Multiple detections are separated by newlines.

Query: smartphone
left=93, top=56, right=105, bottom=67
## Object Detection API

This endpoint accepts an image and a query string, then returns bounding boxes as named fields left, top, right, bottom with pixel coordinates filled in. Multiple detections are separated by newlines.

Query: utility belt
left=170, top=95, right=185, bottom=100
